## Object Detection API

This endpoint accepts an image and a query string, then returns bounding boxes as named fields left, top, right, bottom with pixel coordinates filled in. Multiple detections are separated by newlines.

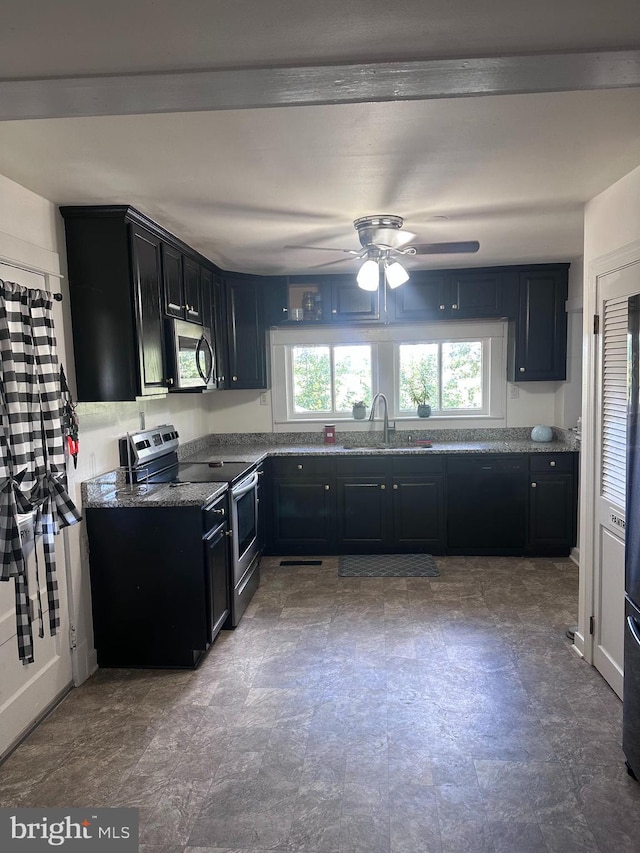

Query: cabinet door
left=449, top=271, right=503, bottom=319
left=272, top=479, right=335, bottom=553
left=226, top=276, right=268, bottom=389
left=392, top=271, right=449, bottom=321
left=392, top=476, right=445, bottom=553
left=527, top=475, right=576, bottom=554
left=510, top=269, right=568, bottom=381
left=162, top=243, right=185, bottom=319
left=183, top=257, right=203, bottom=324
left=330, top=277, right=380, bottom=322
left=212, top=274, right=229, bottom=388
left=205, top=524, right=230, bottom=642
left=130, top=225, right=167, bottom=394
left=337, top=477, right=389, bottom=551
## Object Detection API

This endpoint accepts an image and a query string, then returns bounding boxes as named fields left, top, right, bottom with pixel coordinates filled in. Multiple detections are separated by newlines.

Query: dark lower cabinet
left=392, top=476, right=445, bottom=553
left=205, top=520, right=231, bottom=643
left=526, top=453, right=578, bottom=555
left=264, top=451, right=577, bottom=558
left=336, top=478, right=389, bottom=551
left=86, top=500, right=230, bottom=669
left=271, top=479, right=335, bottom=553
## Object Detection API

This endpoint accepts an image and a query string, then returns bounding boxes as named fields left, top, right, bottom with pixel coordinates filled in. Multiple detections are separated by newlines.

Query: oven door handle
left=232, top=470, right=259, bottom=499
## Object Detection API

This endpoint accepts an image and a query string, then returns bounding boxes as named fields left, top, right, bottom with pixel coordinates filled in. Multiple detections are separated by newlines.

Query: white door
left=593, top=262, right=640, bottom=698
left=0, top=263, right=73, bottom=757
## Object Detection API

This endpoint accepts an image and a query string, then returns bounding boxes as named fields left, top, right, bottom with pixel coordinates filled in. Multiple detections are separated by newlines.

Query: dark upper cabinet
left=390, top=271, right=449, bottom=321
left=183, top=257, right=203, bottom=324
left=161, top=245, right=203, bottom=324
left=449, top=271, right=503, bottom=318
left=61, top=206, right=168, bottom=401
left=131, top=226, right=166, bottom=395
left=212, top=273, right=229, bottom=389
left=162, top=243, right=184, bottom=319
left=226, top=275, right=269, bottom=389
left=393, top=269, right=504, bottom=321
left=330, top=277, right=380, bottom=322
left=508, top=267, right=568, bottom=381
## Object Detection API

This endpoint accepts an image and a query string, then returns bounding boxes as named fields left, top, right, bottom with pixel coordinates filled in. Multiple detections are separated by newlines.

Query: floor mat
left=338, top=553, right=439, bottom=577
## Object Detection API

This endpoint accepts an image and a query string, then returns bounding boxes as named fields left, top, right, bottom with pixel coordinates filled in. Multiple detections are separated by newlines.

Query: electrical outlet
left=509, top=384, right=520, bottom=399
left=260, top=392, right=269, bottom=406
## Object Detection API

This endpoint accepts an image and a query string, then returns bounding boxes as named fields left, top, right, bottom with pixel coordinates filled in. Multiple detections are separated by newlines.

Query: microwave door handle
left=196, top=335, right=214, bottom=384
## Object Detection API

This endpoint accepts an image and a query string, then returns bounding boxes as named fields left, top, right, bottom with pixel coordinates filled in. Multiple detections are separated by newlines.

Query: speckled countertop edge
left=83, top=430, right=579, bottom=509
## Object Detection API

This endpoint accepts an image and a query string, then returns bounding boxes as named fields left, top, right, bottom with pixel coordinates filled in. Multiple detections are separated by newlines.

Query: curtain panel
left=0, top=279, right=81, bottom=664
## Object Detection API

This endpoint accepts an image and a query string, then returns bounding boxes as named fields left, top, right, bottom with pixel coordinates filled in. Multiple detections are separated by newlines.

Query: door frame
left=579, top=239, right=640, bottom=665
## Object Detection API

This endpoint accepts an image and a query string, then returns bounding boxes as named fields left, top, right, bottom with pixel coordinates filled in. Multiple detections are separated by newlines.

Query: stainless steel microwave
left=166, top=318, right=215, bottom=390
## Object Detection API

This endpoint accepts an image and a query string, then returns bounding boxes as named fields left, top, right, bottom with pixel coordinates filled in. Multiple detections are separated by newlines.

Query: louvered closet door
left=594, top=265, right=639, bottom=698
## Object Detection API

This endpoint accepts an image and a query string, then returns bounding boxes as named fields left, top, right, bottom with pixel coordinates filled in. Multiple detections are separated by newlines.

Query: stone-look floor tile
left=139, top=779, right=212, bottom=848
left=5, top=555, right=640, bottom=852
left=488, top=821, right=548, bottom=853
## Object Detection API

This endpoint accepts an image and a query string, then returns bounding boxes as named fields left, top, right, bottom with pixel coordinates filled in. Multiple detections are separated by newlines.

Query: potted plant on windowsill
left=352, top=400, right=367, bottom=420
left=408, top=382, right=431, bottom=418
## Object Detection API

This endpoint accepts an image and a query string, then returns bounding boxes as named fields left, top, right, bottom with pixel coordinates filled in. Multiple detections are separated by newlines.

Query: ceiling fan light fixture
left=384, top=260, right=409, bottom=289
left=356, top=259, right=380, bottom=291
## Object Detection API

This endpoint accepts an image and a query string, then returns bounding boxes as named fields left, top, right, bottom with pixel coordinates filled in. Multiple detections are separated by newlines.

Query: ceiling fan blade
left=284, top=244, right=360, bottom=255
left=407, top=241, right=480, bottom=255
left=312, top=257, right=357, bottom=269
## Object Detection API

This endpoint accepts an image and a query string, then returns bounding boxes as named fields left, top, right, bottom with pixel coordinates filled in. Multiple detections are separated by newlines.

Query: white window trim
left=271, top=321, right=507, bottom=432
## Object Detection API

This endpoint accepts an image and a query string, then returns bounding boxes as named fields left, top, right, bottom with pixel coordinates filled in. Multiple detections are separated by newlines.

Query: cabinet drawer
left=529, top=454, right=575, bottom=473
left=271, top=456, right=336, bottom=478
left=392, top=455, right=444, bottom=475
left=335, top=456, right=391, bottom=476
left=203, top=494, right=228, bottom=533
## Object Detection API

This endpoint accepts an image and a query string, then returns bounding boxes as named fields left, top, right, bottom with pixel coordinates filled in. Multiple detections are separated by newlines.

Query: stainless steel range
left=120, top=424, right=261, bottom=627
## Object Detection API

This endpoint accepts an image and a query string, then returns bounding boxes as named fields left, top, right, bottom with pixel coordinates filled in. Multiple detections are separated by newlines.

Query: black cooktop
left=126, top=449, right=255, bottom=486
left=167, top=460, right=254, bottom=485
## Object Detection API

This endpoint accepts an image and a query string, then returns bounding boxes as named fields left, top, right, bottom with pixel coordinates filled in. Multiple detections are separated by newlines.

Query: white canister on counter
left=531, top=425, right=553, bottom=442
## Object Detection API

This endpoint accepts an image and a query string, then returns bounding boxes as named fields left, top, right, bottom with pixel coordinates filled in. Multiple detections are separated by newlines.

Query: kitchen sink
left=340, top=443, right=433, bottom=451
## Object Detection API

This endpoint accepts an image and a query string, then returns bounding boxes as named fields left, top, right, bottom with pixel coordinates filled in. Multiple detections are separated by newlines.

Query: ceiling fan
left=286, top=215, right=479, bottom=291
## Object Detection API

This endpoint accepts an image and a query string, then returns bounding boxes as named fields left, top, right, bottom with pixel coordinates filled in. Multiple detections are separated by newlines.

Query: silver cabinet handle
left=225, top=529, right=233, bottom=537
left=380, top=484, right=386, bottom=490
left=297, top=464, right=303, bottom=470
left=439, top=304, right=446, bottom=310
left=232, top=375, right=238, bottom=381
left=211, top=508, right=225, bottom=515
left=519, top=367, right=525, bottom=372
left=332, top=308, right=337, bottom=314
left=393, top=484, right=399, bottom=490
left=325, top=484, right=330, bottom=490
left=451, top=304, right=458, bottom=310
left=550, top=461, right=556, bottom=467
left=531, top=482, right=537, bottom=488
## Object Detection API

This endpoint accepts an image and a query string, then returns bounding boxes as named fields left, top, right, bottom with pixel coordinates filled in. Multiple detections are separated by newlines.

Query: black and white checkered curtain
left=0, top=279, right=81, bottom=664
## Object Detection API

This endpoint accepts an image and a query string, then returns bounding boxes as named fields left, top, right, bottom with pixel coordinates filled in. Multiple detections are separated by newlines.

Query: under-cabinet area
left=265, top=450, right=578, bottom=558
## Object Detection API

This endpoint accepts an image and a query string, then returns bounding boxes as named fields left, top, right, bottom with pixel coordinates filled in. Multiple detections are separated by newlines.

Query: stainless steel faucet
left=368, top=392, right=393, bottom=444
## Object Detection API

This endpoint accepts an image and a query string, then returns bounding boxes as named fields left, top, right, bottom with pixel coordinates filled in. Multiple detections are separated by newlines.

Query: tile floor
left=1, top=555, right=640, bottom=852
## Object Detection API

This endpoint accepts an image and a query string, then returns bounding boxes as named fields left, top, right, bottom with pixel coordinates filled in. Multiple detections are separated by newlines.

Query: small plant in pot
left=352, top=400, right=367, bottom=420
left=408, top=382, right=431, bottom=418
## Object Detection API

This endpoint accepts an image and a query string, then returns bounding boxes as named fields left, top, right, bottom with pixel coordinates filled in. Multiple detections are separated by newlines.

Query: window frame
left=286, top=341, right=376, bottom=420
left=270, top=321, right=506, bottom=431
left=395, top=337, right=489, bottom=417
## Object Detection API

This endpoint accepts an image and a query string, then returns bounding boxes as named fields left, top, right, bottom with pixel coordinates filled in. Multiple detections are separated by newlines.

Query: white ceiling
left=1, top=1, right=640, bottom=275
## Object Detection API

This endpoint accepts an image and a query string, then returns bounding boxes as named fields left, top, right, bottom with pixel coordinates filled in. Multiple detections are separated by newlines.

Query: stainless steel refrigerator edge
left=624, top=294, right=640, bottom=781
